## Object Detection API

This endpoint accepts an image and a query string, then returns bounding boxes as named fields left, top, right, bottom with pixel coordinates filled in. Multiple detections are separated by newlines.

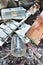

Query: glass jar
left=11, top=34, right=26, bottom=57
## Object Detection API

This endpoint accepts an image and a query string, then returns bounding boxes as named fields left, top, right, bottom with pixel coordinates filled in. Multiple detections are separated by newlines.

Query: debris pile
left=0, top=0, right=43, bottom=65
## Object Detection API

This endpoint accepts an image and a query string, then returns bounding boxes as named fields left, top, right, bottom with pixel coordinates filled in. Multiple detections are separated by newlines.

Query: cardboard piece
left=26, top=11, right=43, bottom=46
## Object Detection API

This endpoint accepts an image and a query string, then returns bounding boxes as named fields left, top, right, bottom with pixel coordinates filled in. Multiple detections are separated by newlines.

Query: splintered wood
left=26, top=11, right=43, bottom=46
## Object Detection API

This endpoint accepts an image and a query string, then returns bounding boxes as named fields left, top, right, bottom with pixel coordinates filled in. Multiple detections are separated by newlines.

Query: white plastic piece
left=1, top=7, right=26, bottom=20
left=0, top=41, right=4, bottom=46
left=15, top=23, right=31, bottom=42
left=40, top=11, right=43, bottom=18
